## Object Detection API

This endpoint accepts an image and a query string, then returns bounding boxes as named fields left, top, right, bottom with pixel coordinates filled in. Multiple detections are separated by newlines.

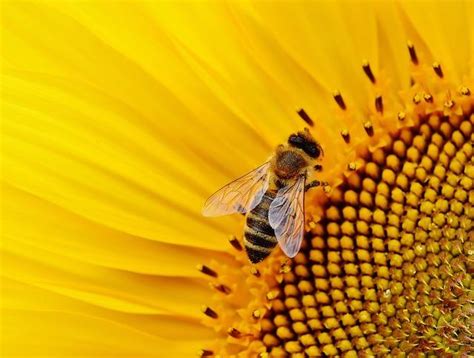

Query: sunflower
left=1, top=1, right=473, bottom=357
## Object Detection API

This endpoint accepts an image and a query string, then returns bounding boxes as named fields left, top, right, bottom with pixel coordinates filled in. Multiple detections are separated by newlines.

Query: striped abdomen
left=244, top=191, right=278, bottom=263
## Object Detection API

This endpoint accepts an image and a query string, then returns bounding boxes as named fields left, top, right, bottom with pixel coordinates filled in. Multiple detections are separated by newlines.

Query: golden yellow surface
left=1, top=1, right=473, bottom=357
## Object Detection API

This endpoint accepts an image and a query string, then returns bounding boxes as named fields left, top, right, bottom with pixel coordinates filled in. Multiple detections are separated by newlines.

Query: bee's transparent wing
left=268, top=175, right=305, bottom=258
left=202, top=162, right=271, bottom=217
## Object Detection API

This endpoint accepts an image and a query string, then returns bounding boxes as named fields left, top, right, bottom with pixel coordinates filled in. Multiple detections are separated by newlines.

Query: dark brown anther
left=228, top=328, right=245, bottom=338
left=250, top=267, right=260, bottom=277
left=228, top=235, right=242, bottom=251
left=202, top=306, right=218, bottom=319
left=210, top=283, right=232, bottom=295
left=197, top=264, right=218, bottom=278
left=333, top=90, right=346, bottom=110
left=375, top=95, right=383, bottom=113
left=364, top=121, right=374, bottom=136
left=297, top=108, right=314, bottom=127
left=198, top=349, right=213, bottom=357
left=407, top=41, right=419, bottom=65
left=362, top=60, right=376, bottom=83
left=340, top=129, right=350, bottom=143
left=314, top=164, right=323, bottom=171
left=433, top=62, right=443, bottom=78
left=460, top=86, right=471, bottom=96
left=423, top=94, right=433, bottom=103
left=398, top=112, right=406, bottom=121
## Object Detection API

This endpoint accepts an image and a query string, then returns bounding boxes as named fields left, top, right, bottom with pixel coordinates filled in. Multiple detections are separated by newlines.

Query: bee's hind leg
left=305, top=180, right=328, bottom=192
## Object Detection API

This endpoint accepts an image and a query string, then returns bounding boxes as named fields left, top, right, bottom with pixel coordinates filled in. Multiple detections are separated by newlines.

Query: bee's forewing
left=202, top=162, right=271, bottom=217
left=268, top=175, right=305, bottom=258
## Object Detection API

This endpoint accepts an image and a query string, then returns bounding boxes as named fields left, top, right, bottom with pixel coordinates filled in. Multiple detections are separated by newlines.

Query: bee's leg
left=234, top=204, right=246, bottom=216
left=305, top=180, right=328, bottom=192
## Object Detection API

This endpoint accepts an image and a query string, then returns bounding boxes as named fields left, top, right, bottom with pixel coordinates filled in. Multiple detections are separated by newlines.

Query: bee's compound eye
left=304, top=143, right=320, bottom=158
left=288, top=134, right=304, bottom=146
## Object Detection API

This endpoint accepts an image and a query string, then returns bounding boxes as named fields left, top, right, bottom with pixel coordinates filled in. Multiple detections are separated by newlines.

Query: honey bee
left=203, top=128, right=326, bottom=263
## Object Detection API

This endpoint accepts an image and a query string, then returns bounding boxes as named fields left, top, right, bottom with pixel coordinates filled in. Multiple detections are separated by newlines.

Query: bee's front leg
left=305, top=180, right=328, bottom=192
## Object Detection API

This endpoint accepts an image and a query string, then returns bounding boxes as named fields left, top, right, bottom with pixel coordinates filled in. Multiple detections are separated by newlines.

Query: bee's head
left=288, top=128, right=323, bottom=159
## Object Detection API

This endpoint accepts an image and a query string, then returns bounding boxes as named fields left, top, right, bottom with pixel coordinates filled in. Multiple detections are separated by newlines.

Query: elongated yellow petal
left=2, top=72, right=247, bottom=248
left=3, top=184, right=231, bottom=277
left=1, top=247, right=211, bottom=318
left=3, top=276, right=212, bottom=338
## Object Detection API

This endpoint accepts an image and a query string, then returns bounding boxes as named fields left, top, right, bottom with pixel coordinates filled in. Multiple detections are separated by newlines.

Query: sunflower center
left=258, top=111, right=473, bottom=357
left=199, top=53, right=473, bottom=357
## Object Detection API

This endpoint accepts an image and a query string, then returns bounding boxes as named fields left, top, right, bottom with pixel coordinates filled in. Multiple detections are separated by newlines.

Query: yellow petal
left=2, top=72, right=244, bottom=249
left=1, top=248, right=211, bottom=318
left=2, top=278, right=213, bottom=341
left=3, top=184, right=232, bottom=277
left=399, top=0, right=472, bottom=81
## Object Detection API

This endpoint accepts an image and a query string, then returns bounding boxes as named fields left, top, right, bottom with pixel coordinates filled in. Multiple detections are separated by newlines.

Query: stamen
left=445, top=101, right=455, bottom=109
left=279, top=263, right=291, bottom=273
left=252, top=309, right=262, bottom=319
left=198, top=349, right=213, bottom=357
left=444, top=98, right=455, bottom=108
left=375, top=95, right=383, bottom=113
left=210, top=283, right=232, bottom=294
left=250, top=267, right=260, bottom=277
left=201, top=306, right=218, bottom=319
left=407, top=41, right=419, bottom=65
left=197, top=264, right=218, bottom=278
left=364, top=120, right=374, bottom=136
left=297, top=108, right=314, bottom=127
left=333, top=90, right=346, bottom=110
left=413, top=94, right=422, bottom=104
left=266, top=289, right=280, bottom=300
left=228, top=235, right=243, bottom=251
left=228, top=327, right=252, bottom=338
left=424, top=94, right=433, bottom=103
left=348, top=162, right=357, bottom=171
left=362, top=60, right=376, bottom=83
left=459, top=86, right=471, bottom=96
left=433, top=62, right=443, bottom=78
left=398, top=112, right=406, bottom=121
left=340, top=129, right=350, bottom=143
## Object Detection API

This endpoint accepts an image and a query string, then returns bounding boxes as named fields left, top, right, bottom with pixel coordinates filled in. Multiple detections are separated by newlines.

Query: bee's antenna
left=297, top=108, right=314, bottom=127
